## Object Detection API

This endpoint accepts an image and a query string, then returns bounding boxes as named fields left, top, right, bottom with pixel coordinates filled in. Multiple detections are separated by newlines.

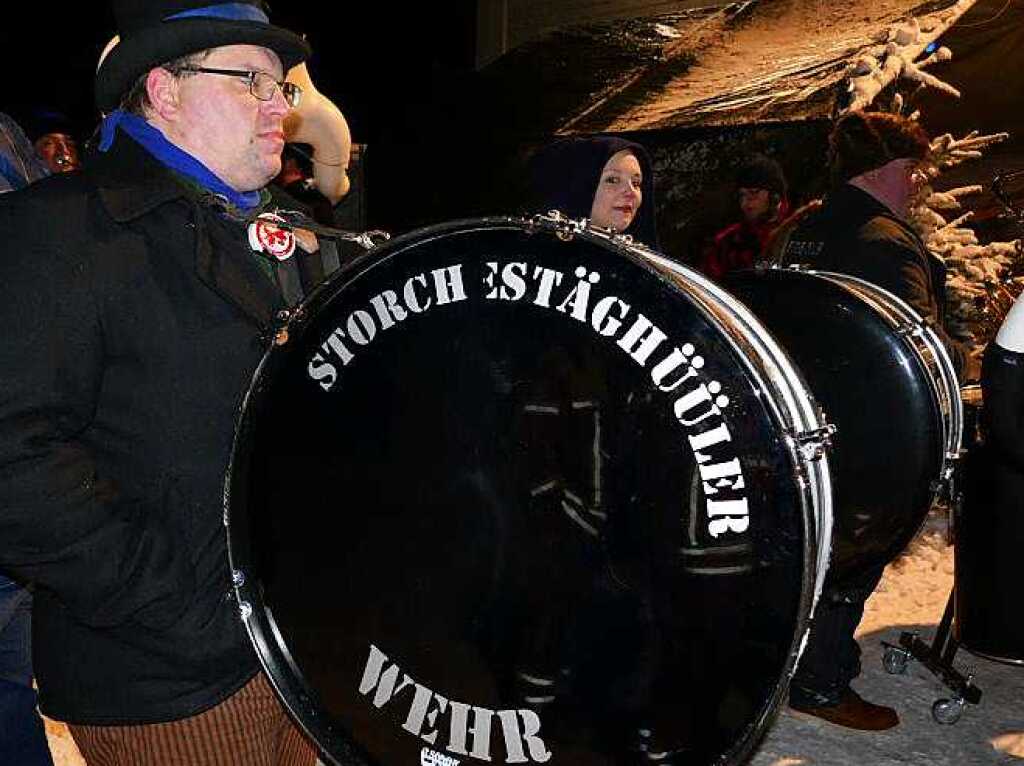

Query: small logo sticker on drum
left=421, top=748, right=460, bottom=766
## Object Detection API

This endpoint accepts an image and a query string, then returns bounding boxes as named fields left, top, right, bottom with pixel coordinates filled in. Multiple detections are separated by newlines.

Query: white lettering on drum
left=369, top=290, right=408, bottom=329
left=555, top=266, right=601, bottom=323
left=530, top=266, right=564, bottom=308
left=308, top=265, right=469, bottom=391
left=478, top=260, right=749, bottom=540
left=307, top=258, right=751, bottom=540
left=358, top=644, right=552, bottom=764
left=591, top=295, right=630, bottom=336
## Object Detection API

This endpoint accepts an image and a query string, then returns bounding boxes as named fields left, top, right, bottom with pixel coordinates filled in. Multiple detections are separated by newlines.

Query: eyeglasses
left=177, top=67, right=302, bottom=108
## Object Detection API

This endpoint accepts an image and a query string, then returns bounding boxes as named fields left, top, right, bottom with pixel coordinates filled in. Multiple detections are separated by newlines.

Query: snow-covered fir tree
left=842, top=4, right=1022, bottom=353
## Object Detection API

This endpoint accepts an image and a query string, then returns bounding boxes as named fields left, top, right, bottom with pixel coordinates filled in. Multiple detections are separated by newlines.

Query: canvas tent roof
left=482, top=0, right=1009, bottom=136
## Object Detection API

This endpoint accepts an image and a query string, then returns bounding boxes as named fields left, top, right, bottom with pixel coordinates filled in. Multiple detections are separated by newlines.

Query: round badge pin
left=248, top=213, right=296, bottom=261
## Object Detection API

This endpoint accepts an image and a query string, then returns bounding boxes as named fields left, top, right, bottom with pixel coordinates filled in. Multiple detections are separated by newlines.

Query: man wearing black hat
left=0, top=2, right=326, bottom=763
left=781, top=111, right=968, bottom=380
left=24, top=110, right=81, bottom=174
left=699, top=154, right=790, bottom=281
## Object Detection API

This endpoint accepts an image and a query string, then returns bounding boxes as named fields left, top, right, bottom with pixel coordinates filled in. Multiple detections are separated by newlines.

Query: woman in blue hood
left=529, top=135, right=660, bottom=248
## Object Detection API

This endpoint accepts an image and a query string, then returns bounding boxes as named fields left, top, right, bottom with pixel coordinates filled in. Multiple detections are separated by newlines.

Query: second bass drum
left=724, top=267, right=962, bottom=585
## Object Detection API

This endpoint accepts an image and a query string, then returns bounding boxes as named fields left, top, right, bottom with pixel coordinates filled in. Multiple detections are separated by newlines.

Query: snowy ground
left=45, top=522, right=1023, bottom=765
left=749, top=521, right=1024, bottom=766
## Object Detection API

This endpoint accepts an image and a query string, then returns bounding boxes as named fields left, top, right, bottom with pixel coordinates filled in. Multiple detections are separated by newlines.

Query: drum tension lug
left=355, top=230, right=391, bottom=250
left=530, top=210, right=588, bottom=241
left=270, top=307, right=305, bottom=347
left=790, top=424, right=837, bottom=460
left=896, top=319, right=931, bottom=339
left=238, top=600, right=253, bottom=621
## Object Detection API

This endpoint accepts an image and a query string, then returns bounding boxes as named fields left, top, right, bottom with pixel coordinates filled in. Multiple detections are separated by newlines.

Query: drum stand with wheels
left=881, top=589, right=982, bottom=724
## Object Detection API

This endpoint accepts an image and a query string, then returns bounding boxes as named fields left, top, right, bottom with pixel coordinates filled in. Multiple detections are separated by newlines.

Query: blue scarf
left=98, top=110, right=261, bottom=210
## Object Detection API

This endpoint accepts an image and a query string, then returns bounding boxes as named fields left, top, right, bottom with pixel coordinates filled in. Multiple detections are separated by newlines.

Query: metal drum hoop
left=638, top=250, right=834, bottom=605
left=804, top=269, right=964, bottom=494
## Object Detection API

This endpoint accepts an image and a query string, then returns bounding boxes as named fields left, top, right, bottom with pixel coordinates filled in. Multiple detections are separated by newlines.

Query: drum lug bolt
left=238, top=600, right=253, bottom=621
left=531, top=210, right=588, bottom=241
left=232, top=569, right=246, bottom=588
left=896, top=322, right=926, bottom=339
left=355, top=230, right=391, bottom=250
left=791, top=424, right=837, bottom=460
left=275, top=307, right=304, bottom=327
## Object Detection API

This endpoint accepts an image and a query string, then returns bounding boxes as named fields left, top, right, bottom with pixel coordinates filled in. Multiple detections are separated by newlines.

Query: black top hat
left=96, top=0, right=311, bottom=112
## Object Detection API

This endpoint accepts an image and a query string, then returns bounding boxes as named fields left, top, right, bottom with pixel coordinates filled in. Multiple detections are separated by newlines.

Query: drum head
left=724, top=269, right=945, bottom=583
left=227, top=219, right=818, bottom=765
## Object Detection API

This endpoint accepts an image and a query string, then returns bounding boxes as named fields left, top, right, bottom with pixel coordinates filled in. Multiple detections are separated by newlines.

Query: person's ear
left=146, top=68, right=182, bottom=121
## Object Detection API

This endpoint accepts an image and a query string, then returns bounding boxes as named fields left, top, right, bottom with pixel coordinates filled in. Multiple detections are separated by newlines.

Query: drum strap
left=206, top=197, right=387, bottom=265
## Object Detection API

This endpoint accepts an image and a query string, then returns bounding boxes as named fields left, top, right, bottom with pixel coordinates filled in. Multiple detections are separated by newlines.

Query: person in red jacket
left=700, top=154, right=790, bottom=280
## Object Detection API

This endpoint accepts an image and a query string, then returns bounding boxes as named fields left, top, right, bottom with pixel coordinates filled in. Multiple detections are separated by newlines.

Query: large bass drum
left=724, top=267, right=963, bottom=585
left=226, top=216, right=833, bottom=766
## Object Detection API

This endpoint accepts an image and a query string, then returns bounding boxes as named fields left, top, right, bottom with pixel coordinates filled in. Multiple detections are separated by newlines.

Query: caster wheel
left=883, top=647, right=910, bottom=675
left=932, top=697, right=964, bottom=724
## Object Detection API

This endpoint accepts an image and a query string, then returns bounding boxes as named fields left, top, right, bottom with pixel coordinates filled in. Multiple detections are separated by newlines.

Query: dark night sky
left=5, top=4, right=478, bottom=149
left=3, top=4, right=491, bottom=230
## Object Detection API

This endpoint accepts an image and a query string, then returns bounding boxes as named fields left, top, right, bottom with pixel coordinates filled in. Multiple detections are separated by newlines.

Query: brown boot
left=790, top=688, right=899, bottom=730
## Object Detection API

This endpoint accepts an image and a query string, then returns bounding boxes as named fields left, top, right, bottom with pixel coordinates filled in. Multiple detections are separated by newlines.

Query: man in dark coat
left=24, top=109, right=82, bottom=174
left=780, top=111, right=968, bottom=731
left=0, top=2, right=329, bottom=763
left=781, top=111, right=968, bottom=379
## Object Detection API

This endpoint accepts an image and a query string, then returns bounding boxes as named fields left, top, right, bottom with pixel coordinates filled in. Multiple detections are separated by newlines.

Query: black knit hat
left=96, top=1, right=311, bottom=113
left=735, top=154, right=787, bottom=197
left=528, top=135, right=660, bottom=248
left=23, top=109, right=78, bottom=142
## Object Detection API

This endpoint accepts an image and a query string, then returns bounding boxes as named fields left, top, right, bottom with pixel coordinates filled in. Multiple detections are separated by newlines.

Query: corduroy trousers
left=67, top=672, right=317, bottom=766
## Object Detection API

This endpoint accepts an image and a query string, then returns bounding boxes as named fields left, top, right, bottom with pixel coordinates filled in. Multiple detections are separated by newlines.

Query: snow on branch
left=904, top=128, right=1020, bottom=349
left=842, top=0, right=978, bottom=114
left=930, top=130, right=1011, bottom=169
left=833, top=0, right=1021, bottom=349
left=926, top=186, right=983, bottom=210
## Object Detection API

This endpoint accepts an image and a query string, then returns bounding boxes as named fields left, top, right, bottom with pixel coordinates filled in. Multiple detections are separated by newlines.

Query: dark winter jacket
left=0, top=133, right=325, bottom=723
left=780, top=183, right=967, bottom=380
left=528, top=135, right=660, bottom=248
